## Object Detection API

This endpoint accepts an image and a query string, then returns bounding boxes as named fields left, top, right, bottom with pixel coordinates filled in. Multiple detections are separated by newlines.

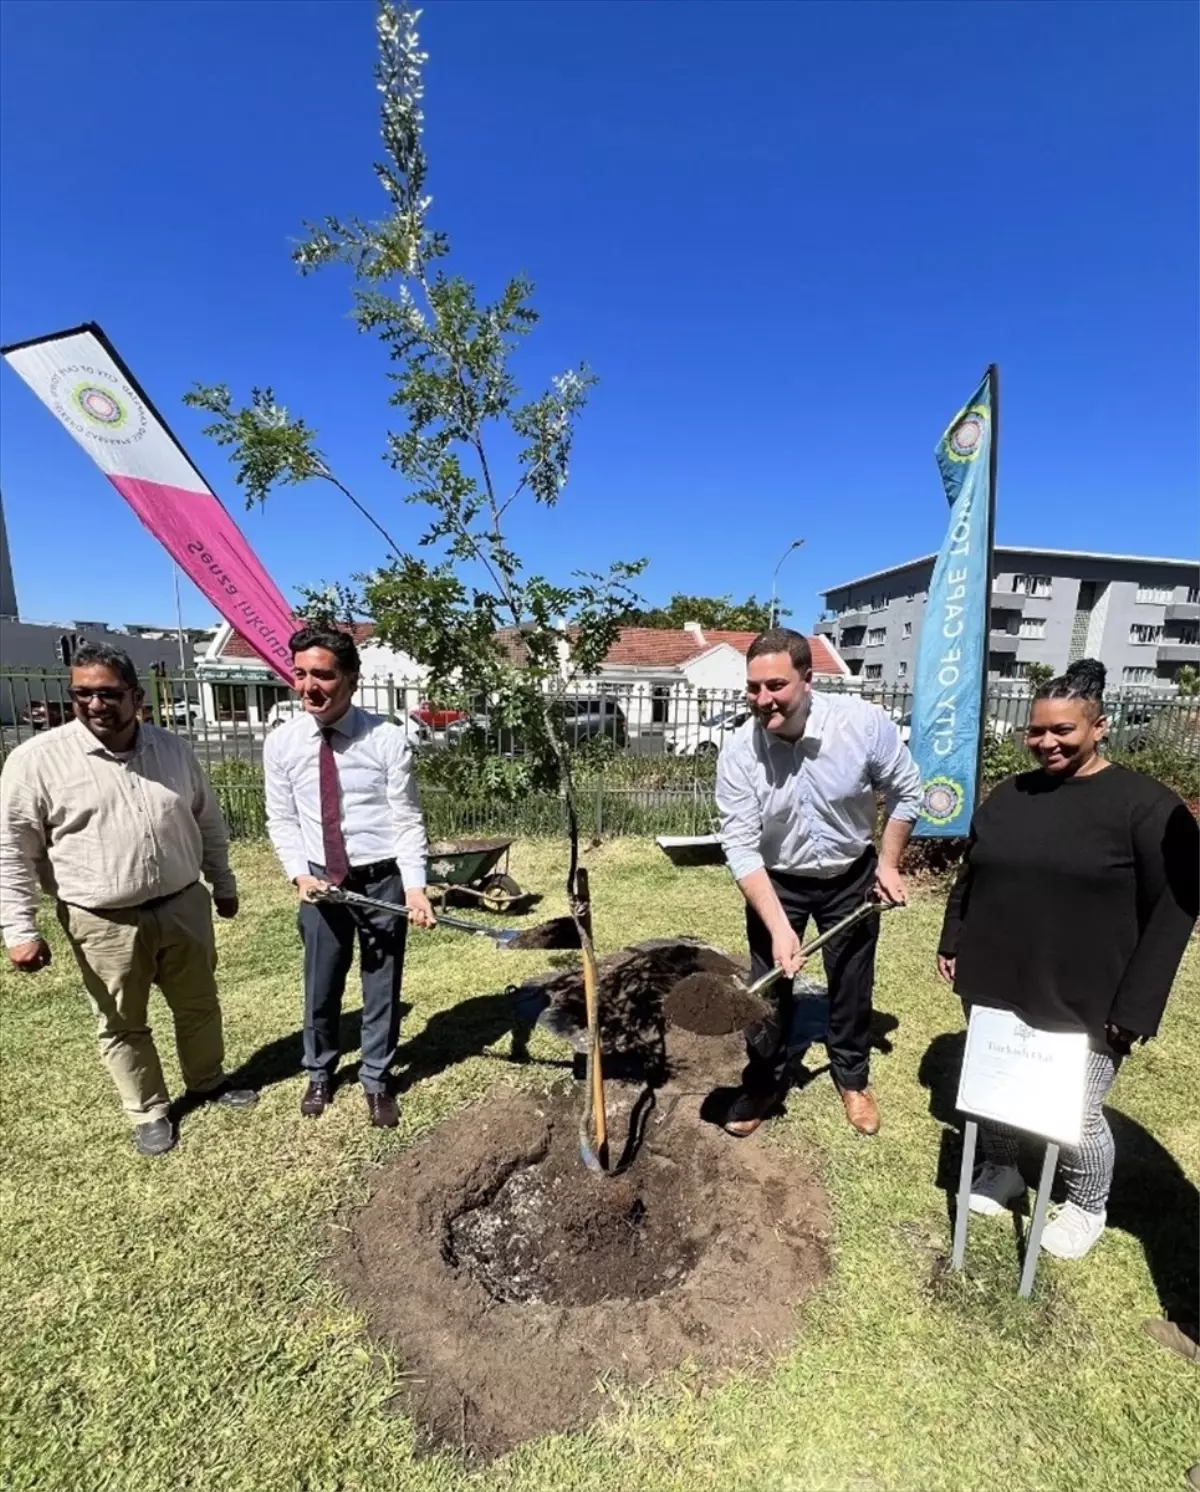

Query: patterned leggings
left=978, top=1046, right=1122, bottom=1214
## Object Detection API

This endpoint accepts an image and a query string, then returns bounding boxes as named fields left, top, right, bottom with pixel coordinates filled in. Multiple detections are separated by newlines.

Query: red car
left=413, top=702, right=468, bottom=731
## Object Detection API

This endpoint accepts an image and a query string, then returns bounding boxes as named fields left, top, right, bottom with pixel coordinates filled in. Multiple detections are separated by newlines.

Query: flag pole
left=173, top=562, right=189, bottom=675
left=975, top=363, right=999, bottom=806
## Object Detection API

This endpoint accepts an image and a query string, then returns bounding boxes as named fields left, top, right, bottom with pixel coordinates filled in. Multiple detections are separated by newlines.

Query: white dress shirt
left=716, top=690, right=922, bottom=883
left=263, top=706, right=428, bottom=888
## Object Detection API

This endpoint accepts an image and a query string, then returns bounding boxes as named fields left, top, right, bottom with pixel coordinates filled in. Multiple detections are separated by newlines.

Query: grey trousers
left=979, top=1044, right=1122, bottom=1213
left=298, top=862, right=407, bottom=1094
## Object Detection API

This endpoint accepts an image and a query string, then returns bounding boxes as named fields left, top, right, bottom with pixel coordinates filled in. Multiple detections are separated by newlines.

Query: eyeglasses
left=69, top=688, right=131, bottom=704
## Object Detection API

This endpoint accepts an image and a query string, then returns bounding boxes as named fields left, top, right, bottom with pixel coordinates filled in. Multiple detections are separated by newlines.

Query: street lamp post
left=769, top=538, right=805, bottom=627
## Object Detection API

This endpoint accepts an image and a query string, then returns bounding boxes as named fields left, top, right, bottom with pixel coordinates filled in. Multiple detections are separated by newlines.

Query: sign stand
left=951, top=1117, right=1061, bottom=1298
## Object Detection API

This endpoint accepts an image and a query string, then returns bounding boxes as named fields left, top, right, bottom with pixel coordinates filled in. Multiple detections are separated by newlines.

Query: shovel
left=665, top=900, right=900, bottom=1034
left=311, top=884, right=525, bottom=949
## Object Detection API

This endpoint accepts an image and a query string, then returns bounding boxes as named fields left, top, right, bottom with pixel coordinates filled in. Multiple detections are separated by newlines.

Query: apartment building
left=815, top=547, right=1199, bottom=688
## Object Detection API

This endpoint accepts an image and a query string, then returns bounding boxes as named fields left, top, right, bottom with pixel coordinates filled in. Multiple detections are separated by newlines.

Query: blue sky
left=1, top=0, right=1196, bottom=632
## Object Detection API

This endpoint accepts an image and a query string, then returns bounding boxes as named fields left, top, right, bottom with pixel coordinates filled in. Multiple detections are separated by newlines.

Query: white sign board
left=956, top=1006, right=1089, bottom=1146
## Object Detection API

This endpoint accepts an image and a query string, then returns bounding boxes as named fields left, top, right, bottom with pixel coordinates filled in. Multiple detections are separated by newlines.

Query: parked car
left=445, top=697, right=627, bottom=753
left=413, top=702, right=469, bottom=732
left=664, top=707, right=750, bottom=756
left=22, top=699, right=72, bottom=730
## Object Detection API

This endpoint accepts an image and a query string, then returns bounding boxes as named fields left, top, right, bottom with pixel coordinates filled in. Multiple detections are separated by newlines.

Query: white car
left=664, top=707, right=750, bottom=756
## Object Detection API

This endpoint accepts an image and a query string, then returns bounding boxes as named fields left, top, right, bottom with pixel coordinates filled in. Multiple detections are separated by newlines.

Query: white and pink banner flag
left=2, top=323, right=295, bottom=681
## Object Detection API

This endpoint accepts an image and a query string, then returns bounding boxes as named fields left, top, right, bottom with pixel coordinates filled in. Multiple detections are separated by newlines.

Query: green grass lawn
left=2, top=838, right=1197, bottom=1492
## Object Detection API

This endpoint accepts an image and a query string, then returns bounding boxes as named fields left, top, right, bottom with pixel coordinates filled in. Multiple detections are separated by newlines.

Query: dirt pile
left=334, top=1061, right=830, bottom=1458
left=663, top=971, right=770, bottom=1035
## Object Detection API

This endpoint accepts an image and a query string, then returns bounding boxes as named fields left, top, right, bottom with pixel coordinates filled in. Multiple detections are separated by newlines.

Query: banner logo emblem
left=920, top=776, right=964, bottom=826
left=945, top=407, right=987, bottom=463
left=74, top=384, right=127, bottom=428
left=48, top=365, right=147, bottom=446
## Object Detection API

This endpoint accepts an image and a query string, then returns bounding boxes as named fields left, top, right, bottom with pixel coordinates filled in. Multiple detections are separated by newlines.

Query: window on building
left=1129, top=624, right=1164, bottom=645
left=1012, top=574, right=1052, bottom=598
left=989, top=656, right=1017, bottom=679
left=1019, top=617, right=1046, bottom=640
left=1187, top=586, right=1200, bottom=605
left=867, top=628, right=887, bottom=646
left=1123, top=667, right=1156, bottom=685
left=897, top=660, right=908, bottom=678
left=213, top=683, right=249, bottom=722
left=1135, top=583, right=1174, bottom=604
left=1173, top=623, right=1200, bottom=646
left=902, top=620, right=912, bottom=639
left=864, top=664, right=883, bottom=680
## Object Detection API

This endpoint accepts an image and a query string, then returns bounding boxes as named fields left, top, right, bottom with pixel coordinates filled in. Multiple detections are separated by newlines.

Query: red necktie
left=319, top=728, right=351, bottom=885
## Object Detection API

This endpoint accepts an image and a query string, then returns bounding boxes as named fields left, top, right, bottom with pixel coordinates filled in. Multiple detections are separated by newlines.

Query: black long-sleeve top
left=939, top=765, right=1198, bottom=1039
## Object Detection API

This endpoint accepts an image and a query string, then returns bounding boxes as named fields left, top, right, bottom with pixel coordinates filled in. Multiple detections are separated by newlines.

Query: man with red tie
left=264, top=627, right=435, bottom=1127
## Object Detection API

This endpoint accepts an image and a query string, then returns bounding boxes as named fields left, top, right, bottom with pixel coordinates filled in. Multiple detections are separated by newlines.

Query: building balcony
left=1165, top=602, right=1200, bottom=624
left=1157, top=642, right=1200, bottom=665
left=814, top=618, right=837, bottom=638
left=838, top=644, right=866, bottom=662
left=991, top=587, right=1030, bottom=611
left=834, top=608, right=868, bottom=628
left=988, top=632, right=1020, bottom=653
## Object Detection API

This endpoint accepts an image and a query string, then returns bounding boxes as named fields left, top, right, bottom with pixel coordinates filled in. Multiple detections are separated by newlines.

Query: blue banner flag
left=911, top=369, right=997, bottom=838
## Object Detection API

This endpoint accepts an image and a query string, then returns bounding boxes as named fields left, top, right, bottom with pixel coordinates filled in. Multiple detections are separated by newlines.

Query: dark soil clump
left=448, top=1135, right=698, bottom=1305
left=663, top=971, right=770, bottom=1035
left=333, top=1061, right=830, bottom=1459
left=507, top=915, right=580, bottom=951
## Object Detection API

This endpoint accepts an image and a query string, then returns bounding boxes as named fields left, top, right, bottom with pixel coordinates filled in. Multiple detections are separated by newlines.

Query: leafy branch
left=183, top=1, right=646, bottom=899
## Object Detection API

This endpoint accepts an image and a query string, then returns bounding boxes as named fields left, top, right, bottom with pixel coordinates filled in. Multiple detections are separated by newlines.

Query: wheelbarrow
left=424, top=837, right=525, bottom=914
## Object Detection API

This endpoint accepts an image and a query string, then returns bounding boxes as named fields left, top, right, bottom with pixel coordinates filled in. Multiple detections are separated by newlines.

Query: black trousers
left=744, top=849, right=879, bottom=1094
left=298, top=861, right=407, bottom=1094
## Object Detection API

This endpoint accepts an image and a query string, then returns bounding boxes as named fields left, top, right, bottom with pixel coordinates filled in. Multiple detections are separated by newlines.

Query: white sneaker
left=1039, top=1201, right=1106, bottom=1260
left=968, top=1162, right=1025, bottom=1216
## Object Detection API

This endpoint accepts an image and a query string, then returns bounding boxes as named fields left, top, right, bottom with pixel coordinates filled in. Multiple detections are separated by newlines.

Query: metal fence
left=3, top=668, right=1196, bottom=840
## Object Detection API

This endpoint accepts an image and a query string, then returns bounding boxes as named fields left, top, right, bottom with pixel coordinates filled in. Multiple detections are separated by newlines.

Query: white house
left=196, top=618, right=847, bottom=736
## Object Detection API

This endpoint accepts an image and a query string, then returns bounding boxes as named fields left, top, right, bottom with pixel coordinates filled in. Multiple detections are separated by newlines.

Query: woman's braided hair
left=1034, top=657, right=1107, bottom=719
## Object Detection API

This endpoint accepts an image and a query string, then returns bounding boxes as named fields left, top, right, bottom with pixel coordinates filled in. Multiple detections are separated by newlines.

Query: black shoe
left=365, top=1090, right=399, bottom=1129
left=721, top=1084, right=786, bottom=1138
left=133, top=1118, right=176, bottom=1157
left=189, top=1081, right=259, bottom=1111
left=300, top=1080, right=332, bottom=1118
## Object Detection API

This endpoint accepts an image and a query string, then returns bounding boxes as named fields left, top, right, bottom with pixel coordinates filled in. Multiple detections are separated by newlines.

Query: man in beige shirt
left=0, top=643, right=257, bottom=1155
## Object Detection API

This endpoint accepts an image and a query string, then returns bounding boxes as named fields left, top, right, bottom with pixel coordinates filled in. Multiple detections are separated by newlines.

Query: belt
left=343, top=858, right=399, bottom=882
left=64, top=880, right=198, bottom=915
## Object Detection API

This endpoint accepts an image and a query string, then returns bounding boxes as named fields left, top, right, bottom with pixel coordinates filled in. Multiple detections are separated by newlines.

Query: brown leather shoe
left=365, top=1091, right=399, bottom=1129
left=837, top=1085, right=880, bottom=1135
left=1143, top=1319, right=1200, bottom=1363
left=300, top=1080, right=332, bottom=1118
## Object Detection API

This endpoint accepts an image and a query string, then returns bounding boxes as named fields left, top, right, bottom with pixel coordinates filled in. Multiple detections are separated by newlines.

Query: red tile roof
left=221, top=623, right=375, bottom=661
left=220, top=621, right=842, bottom=676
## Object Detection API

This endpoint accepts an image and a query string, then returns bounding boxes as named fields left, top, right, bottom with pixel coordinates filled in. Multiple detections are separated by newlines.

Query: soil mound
left=334, top=1069, right=830, bottom=1459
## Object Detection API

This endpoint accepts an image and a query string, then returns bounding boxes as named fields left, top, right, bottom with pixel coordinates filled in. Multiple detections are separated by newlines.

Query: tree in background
left=1023, top=662, right=1055, bottom=691
left=184, top=2, right=646, bottom=896
left=1173, top=664, right=1198, bottom=698
left=621, top=593, right=781, bottom=632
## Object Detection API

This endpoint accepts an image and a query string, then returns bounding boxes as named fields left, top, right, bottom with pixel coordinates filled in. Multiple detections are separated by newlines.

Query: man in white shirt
left=0, top=643, right=256, bottom=1157
left=715, top=629, right=922, bottom=1137
left=264, top=627, right=434, bottom=1128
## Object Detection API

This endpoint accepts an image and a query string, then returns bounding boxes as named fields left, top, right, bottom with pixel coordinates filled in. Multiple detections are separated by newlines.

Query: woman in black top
left=938, top=659, right=1198, bottom=1260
